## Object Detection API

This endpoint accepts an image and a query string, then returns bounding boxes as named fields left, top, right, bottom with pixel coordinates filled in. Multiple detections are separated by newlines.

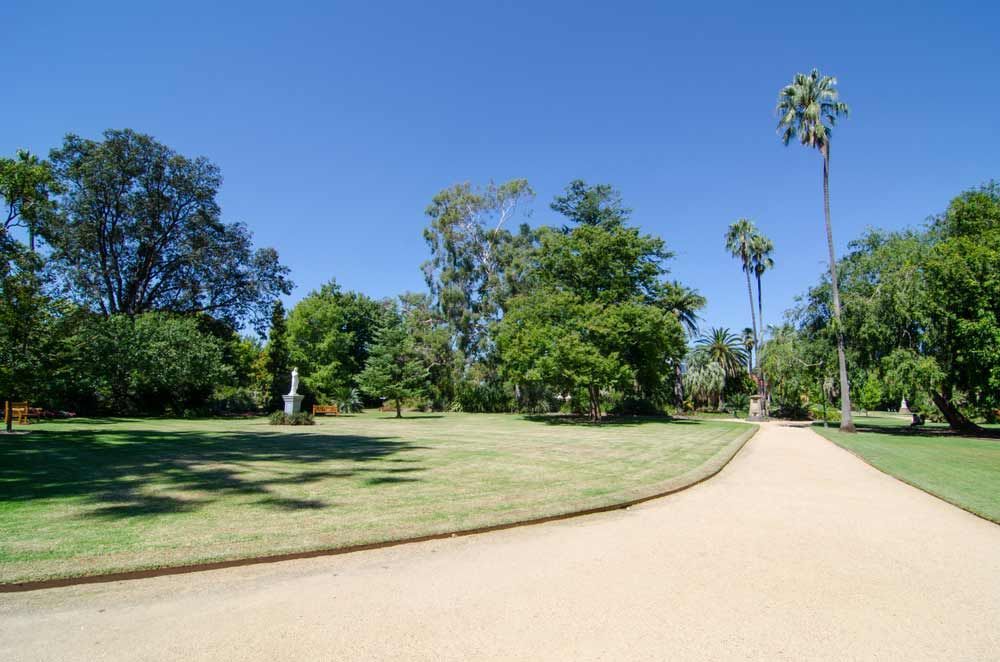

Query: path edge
left=811, top=426, right=1000, bottom=526
left=1, top=424, right=759, bottom=593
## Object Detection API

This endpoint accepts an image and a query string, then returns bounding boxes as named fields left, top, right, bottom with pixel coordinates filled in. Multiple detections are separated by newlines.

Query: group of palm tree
left=725, top=218, right=774, bottom=407
left=678, top=68, right=856, bottom=431
left=683, top=327, right=749, bottom=410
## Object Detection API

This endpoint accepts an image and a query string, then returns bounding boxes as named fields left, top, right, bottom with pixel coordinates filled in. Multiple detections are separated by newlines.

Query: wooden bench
left=6, top=401, right=29, bottom=425
left=312, top=404, right=339, bottom=416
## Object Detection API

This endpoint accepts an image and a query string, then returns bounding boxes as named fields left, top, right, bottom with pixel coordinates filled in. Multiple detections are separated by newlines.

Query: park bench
left=312, top=404, right=339, bottom=416
left=5, top=401, right=30, bottom=425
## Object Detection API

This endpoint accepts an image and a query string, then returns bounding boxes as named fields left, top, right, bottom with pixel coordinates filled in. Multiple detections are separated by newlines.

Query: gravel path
left=3, top=422, right=998, bottom=661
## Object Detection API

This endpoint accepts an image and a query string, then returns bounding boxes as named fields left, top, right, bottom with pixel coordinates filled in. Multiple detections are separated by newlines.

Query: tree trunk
left=5, top=401, right=11, bottom=434
left=822, top=149, right=855, bottom=433
left=674, top=363, right=685, bottom=408
left=395, top=399, right=402, bottom=418
left=588, top=384, right=600, bottom=423
left=744, top=268, right=762, bottom=402
left=930, top=391, right=981, bottom=433
left=755, top=271, right=767, bottom=411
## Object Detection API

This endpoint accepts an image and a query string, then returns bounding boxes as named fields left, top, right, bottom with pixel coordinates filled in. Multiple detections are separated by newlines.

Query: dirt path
left=3, top=423, right=998, bottom=661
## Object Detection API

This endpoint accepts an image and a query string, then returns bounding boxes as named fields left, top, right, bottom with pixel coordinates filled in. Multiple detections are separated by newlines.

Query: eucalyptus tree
left=421, top=179, right=535, bottom=362
left=776, top=69, right=854, bottom=431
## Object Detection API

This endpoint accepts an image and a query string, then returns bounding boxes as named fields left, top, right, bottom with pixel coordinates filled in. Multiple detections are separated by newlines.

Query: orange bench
left=5, top=401, right=29, bottom=425
left=312, top=404, right=339, bottom=416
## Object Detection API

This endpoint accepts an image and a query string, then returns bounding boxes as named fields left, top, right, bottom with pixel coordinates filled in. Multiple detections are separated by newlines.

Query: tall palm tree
left=660, top=280, right=706, bottom=336
left=750, top=232, right=774, bottom=392
left=659, top=281, right=707, bottom=407
left=695, top=327, right=749, bottom=379
left=776, top=68, right=855, bottom=432
left=725, top=219, right=762, bottom=399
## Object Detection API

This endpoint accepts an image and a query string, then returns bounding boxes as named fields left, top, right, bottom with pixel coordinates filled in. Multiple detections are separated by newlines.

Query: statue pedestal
left=283, top=394, right=303, bottom=415
left=747, top=395, right=766, bottom=422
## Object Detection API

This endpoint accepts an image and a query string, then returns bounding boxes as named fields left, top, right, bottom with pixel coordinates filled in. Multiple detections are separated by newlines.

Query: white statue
left=900, top=397, right=910, bottom=414
left=288, top=367, right=299, bottom=396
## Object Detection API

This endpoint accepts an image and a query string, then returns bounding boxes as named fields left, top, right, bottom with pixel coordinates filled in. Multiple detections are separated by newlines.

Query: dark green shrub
left=268, top=411, right=315, bottom=426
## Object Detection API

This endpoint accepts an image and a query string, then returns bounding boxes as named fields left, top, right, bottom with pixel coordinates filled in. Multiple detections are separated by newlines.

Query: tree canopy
left=43, top=129, right=291, bottom=332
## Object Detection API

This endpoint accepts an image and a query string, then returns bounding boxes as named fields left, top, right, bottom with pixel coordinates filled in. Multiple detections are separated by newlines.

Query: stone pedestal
left=283, top=394, right=303, bottom=415
left=748, top=395, right=766, bottom=421
left=899, top=398, right=911, bottom=415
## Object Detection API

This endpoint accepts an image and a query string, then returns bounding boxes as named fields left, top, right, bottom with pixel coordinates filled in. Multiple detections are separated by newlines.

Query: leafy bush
left=209, top=386, right=259, bottom=414
left=335, top=387, right=364, bottom=414
left=268, top=411, right=315, bottom=425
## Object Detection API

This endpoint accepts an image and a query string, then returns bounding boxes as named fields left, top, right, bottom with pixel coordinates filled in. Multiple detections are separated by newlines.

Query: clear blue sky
left=3, top=1, right=998, bottom=335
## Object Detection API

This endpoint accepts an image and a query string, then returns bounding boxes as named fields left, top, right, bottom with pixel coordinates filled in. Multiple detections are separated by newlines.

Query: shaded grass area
left=0, top=413, right=752, bottom=583
left=816, top=413, right=1000, bottom=523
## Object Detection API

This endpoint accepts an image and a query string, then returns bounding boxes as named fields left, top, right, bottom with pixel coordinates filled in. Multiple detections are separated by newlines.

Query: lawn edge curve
left=814, top=427, right=1000, bottom=526
left=0, top=424, right=758, bottom=593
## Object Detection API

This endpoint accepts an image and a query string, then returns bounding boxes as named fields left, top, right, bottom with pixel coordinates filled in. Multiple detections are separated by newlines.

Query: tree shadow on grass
left=814, top=420, right=1000, bottom=441
left=521, top=414, right=701, bottom=427
left=0, top=427, right=430, bottom=519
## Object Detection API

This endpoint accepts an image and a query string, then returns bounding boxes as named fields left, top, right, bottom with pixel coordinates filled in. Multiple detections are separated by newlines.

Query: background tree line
left=760, top=181, right=1000, bottom=430
left=1, top=129, right=708, bottom=420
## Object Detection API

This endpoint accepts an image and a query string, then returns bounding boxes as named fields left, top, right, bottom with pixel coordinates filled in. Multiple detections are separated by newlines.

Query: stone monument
left=748, top=394, right=766, bottom=421
left=283, top=367, right=303, bottom=415
left=899, top=397, right=911, bottom=415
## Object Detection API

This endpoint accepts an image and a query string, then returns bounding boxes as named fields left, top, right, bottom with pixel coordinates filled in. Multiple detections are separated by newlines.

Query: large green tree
left=43, top=129, right=291, bottom=332
left=1, top=149, right=56, bottom=251
left=776, top=69, right=854, bottom=432
left=286, top=281, right=386, bottom=402
left=68, top=313, right=229, bottom=414
left=497, top=181, right=686, bottom=420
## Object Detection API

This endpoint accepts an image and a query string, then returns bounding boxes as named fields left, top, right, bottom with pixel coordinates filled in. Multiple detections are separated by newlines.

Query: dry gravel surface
left=2, top=422, right=998, bottom=661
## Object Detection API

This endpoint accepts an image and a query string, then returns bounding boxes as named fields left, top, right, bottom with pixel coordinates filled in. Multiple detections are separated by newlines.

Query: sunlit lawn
left=816, top=412, right=1000, bottom=523
left=0, top=412, right=753, bottom=583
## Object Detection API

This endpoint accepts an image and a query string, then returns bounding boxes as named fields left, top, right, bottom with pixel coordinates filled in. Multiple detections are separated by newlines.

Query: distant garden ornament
left=283, top=367, right=303, bottom=415
left=900, top=398, right=911, bottom=415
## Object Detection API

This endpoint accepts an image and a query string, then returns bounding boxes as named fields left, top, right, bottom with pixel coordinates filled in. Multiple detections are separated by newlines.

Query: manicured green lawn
left=816, top=413, right=1000, bottom=523
left=0, top=412, right=753, bottom=583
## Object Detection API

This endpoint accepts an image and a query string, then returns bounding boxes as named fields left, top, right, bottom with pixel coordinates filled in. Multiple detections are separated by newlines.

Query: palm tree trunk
left=822, top=149, right=855, bottom=433
left=744, top=268, right=762, bottom=402
left=755, top=271, right=766, bottom=406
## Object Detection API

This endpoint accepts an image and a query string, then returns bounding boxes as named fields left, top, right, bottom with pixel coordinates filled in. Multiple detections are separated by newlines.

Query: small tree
left=856, top=373, right=884, bottom=416
left=264, top=301, right=291, bottom=412
left=358, top=313, right=428, bottom=418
